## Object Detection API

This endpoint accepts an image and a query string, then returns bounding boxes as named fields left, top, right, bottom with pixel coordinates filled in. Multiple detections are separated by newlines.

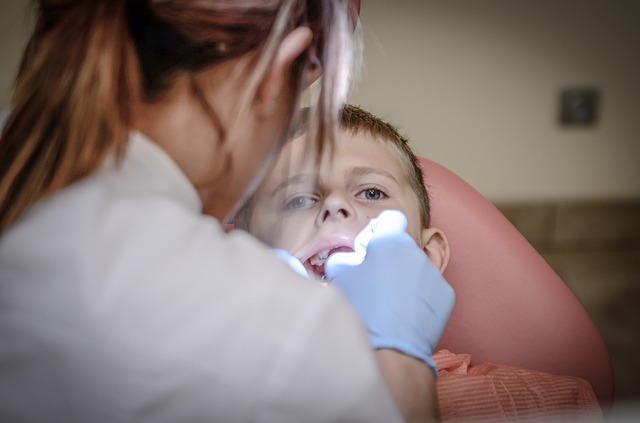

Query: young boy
left=232, top=104, right=450, bottom=283
left=231, top=104, right=603, bottom=423
left=231, top=103, right=451, bottom=422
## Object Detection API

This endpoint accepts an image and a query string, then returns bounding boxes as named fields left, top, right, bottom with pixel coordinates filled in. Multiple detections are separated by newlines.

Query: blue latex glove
left=272, top=248, right=310, bottom=279
left=325, top=210, right=455, bottom=373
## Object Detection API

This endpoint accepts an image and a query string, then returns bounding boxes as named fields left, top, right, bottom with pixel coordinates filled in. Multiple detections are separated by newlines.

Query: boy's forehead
left=302, top=127, right=393, bottom=161
left=264, top=128, right=406, bottom=186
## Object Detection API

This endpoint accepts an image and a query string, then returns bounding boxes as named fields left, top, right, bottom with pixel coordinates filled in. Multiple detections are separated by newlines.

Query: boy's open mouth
left=303, top=246, right=353, bottom=278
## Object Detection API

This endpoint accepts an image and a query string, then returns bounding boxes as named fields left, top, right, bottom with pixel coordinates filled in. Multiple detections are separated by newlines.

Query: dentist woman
left=0, top=1, right=454, bottom=422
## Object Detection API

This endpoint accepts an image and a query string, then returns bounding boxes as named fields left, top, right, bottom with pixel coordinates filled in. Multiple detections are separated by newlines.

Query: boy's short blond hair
left=340, top=104, right=431, bottom=229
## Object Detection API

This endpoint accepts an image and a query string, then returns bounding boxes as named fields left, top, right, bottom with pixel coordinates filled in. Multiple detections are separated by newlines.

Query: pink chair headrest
left=420, top=158, right=613, bottom=407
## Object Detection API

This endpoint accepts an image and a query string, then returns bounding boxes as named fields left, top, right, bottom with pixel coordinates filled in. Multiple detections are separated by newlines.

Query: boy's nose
left=317, top=194, right=353, bottom=224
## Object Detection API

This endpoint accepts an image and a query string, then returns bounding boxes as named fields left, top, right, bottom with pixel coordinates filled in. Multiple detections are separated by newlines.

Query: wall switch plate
left=559, top=87, right=600, bottom=126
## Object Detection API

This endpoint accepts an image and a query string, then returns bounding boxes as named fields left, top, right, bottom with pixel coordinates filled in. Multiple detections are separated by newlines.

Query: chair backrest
left=420, top=158, right=614, bottom=408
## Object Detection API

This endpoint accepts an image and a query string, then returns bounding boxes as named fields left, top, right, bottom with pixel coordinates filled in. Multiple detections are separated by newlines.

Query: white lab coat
left=0, top=132, right=402, bottom=423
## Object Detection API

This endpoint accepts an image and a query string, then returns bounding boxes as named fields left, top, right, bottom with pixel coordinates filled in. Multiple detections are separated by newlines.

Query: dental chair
left=419, top=158, right=614, bottom=411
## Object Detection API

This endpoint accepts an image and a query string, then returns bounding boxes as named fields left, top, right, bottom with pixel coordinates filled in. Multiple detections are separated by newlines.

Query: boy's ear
left=256, top=26, right=313, bottom=117
left=420, top=227, right=450, bottom=273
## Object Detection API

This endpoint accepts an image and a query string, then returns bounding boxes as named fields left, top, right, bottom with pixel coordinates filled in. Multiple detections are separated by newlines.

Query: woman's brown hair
left=0, top=0, right=356, bottom=233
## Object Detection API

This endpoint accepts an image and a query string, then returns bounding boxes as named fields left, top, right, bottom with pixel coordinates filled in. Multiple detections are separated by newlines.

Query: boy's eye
left=358, top=188, right=386, bottom=201
left=286, top=196, right=316, bottom=210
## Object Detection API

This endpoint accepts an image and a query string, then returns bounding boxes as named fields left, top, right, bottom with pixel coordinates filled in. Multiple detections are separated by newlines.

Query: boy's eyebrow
left=270, top=173, right=317, bottom=196
left=349, top=166, right=400, bottom=184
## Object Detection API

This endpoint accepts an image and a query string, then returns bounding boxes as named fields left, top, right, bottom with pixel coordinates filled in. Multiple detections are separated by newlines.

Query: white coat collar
left=122, top=130, right=202, bottom=212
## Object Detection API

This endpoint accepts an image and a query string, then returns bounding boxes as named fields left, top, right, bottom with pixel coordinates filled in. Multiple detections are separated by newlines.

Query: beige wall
left=0, top=0, right=32, bottom=112
left=349, top=0, right=640, bottom=202
left=2, top=0, right=639, bottom=202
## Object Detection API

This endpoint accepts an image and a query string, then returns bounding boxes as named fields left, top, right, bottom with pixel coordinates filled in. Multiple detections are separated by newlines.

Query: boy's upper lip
left=298, top=234, right=356, bottom=264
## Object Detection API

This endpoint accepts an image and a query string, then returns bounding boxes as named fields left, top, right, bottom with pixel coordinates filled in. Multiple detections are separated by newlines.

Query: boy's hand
left=325, top=210, right=455, bottom=373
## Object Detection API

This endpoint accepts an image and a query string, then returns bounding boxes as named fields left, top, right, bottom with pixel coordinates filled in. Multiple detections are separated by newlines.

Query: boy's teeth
left=310, top=248, right=331, bottom=266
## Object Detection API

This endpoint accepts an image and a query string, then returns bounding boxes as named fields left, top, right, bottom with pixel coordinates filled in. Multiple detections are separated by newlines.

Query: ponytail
left=0, top=0, right=140, bottom=233
left=0, top=0, right=356, bottom=234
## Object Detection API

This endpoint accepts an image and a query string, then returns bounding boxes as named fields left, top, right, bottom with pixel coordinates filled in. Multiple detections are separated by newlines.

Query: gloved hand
left=325, top=210, right=455, bottom=373
left=272, top=248, right=309, bottom=279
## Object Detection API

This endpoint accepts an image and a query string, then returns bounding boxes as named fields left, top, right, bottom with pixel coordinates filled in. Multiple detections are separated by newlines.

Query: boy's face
left=248, top=128, right=436, bottom=279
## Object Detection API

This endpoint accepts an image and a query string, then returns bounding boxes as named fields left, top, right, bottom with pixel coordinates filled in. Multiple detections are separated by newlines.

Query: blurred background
left=348, top=0, right=640, bottom=410
left=1, top=0, right=638, bottom=419
left=347, top=1, right=639, bottom=419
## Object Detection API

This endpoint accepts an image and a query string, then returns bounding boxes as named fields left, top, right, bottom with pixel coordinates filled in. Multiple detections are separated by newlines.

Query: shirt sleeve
left=215, top=230, right=404, bottom=423
left=254, top=279, right=404, bottom=423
